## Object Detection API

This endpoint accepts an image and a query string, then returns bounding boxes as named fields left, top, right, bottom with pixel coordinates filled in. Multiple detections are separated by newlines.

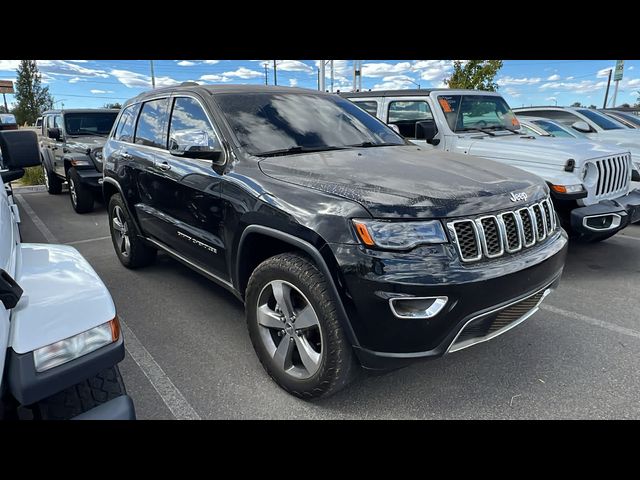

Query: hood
left=594, top=129, right=640, bottom=150
left=466, top=133, right=630, bottom=167
left=66, top=135, right=107, bottom=152
left=258, top=145, right=547, bottom=219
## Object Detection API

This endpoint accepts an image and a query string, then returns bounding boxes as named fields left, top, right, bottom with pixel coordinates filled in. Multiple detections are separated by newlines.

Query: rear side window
left=114, top=104, right=140, bottom=143
left=522, top=109, right=580, bottom=126
left=577, top=109, right=624, bottom=130
left=53, top=115, right=63, bottom=129
left=353, top=101, right=378, bottom=117
left=388, top=101, right=433, bottom=138
left=135, top=98, right=170, bottom=148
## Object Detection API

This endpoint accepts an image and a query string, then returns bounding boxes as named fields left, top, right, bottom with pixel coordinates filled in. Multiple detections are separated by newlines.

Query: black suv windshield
left=577, top=109, right=624, bottom=130
left=437, top=94, right=520, bottom=133
left=64, top=112, right=118, bottom=136
left=214, top=92, right=405, bottom=156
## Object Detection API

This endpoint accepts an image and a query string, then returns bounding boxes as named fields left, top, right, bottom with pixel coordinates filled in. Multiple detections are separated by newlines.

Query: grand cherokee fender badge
left=510, top=191, right=528, bottom=202
left=177, top=231, right=217, bottom=253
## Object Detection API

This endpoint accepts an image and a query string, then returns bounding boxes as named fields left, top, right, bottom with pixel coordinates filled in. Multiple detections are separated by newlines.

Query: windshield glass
left=532, top=119, right=588, bottom=138
left=614, top=111, right=640, bottom=128
left=437, top=94, right=520, bottom=132
left=213, top=92, right=404, bottom=155
left=577, top=109, right=624, bottom=130
left=0, top=114, right=16, bottom=124
left=64, top=112, right=118, bottom=136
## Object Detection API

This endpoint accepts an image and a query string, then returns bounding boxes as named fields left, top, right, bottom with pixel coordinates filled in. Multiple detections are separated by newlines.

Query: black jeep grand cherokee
left=103, top=85, right=568, bottom=398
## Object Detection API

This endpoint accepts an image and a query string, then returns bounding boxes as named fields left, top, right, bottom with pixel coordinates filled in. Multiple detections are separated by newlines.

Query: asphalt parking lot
left=13, top=186, right=640, bottom=419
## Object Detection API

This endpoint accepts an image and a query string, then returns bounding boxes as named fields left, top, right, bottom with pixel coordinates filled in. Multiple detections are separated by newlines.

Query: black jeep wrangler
left=103, top=85, right=568, bottom=398
left=40, top=108, right=118, bottom=213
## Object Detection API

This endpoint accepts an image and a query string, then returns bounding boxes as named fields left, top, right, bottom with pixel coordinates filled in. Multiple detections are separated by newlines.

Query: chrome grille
left=448, top=198, right=557, bottom=263
left=593, top=154, right=631, bottom=199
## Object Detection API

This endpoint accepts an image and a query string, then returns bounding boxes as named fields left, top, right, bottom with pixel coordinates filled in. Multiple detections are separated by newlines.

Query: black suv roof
left=340, top=88, right=488, bottom=98
left=42, top=108, right=119, bottom=115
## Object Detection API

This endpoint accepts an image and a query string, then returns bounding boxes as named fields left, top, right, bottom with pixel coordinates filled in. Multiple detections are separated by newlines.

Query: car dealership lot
left=14, top=188, right=640, bottom=419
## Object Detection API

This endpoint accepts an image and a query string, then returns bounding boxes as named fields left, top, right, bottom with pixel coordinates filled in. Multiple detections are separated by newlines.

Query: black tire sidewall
left=108, top=193, right=156, bottom=268
left=42, top=161, right=62, bottom=194
left=108, top=193, right=134, bottom=267
left=67, top=168, right=94, bottom=213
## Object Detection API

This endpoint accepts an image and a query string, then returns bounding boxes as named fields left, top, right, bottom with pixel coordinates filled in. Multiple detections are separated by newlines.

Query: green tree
left=445, top=60, right=503, bottom=91
left=620, top=103, right=631, bottom=108
left=570, top=101, right=582, bottom=107
left=588, top=104, right=597, bottom=109
left=103, top=102, right=122, bottom=109
left=12, top=60, right=54, bottom=125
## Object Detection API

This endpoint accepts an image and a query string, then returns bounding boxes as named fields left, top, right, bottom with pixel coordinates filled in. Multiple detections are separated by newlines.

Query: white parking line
left=119, top=317, right=201, bottom=420
left=15, top=192, right=201, bottom=420
left=542, top=304, right=640, bottom=341
left=14, top=194, right=57, bottom=243
left=66, top=236, right=111, bottom=246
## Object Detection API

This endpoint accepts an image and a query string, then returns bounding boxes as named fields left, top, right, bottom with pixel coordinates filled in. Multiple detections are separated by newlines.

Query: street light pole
left=150, top=60, right=156, bottom=89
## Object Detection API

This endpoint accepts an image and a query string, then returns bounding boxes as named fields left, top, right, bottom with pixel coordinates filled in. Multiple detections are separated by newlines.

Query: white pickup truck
left=343, top=89, right=640, bottom=241
left=0, top=129, right=135, bottom=419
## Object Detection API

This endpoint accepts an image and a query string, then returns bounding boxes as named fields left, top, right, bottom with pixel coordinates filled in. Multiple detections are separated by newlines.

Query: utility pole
left=319, top=61, right=326, bottom=91
left=330, top=60, right=334, bottom=93
left=603, top=69, right=612, bottom=108
left=150, top=60, right=156, bottom=89
left=612, top=60, right=624, bottom=108
left=2, top=93, right=7, bottom=113
left=263, top=63, right=269, bottom=85
left=353, top=61, right=357, bottom=92
left=273, top=60, right=277, bottom=86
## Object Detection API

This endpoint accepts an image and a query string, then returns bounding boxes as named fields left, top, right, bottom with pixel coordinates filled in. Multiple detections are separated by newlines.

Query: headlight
left=352, top=219, right=448, bottom=250
left=550, top=184, right=584, bottom=194
left=92, top=147, right=104, bottom=163
left=33, top=318, right=120, bottom=372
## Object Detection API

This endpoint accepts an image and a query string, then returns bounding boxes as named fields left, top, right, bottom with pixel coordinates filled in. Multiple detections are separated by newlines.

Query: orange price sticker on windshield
left=511, top=117, right=520, bottom=127
left=438, top=98, right=452, bottom=112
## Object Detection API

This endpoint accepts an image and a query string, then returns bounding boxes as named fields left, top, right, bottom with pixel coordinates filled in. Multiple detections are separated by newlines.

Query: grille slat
left=449, top=198, right=556, bottom=263
left=591, top=155, right=631, bottom=200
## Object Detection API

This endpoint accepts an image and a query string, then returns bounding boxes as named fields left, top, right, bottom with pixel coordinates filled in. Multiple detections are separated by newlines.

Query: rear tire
left=42, top=162, right=62, bottom=194
left=67, top=167, right=94, bottom=213
left=245, top=252, right=358, bottom=399
left=108, top=193, right=157, bottom=268
left=33, top=366, right=126, bottom=420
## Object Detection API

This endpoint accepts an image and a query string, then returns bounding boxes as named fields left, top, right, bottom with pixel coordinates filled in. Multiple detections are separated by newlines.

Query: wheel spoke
left=273, top=333, right=293, bottom=370
left=123, top=235, right=130, bottom=255
left=112, top=217, right=123, bottom=232
left=293, top=304, right=318, bottom=330
left=271, top=280, right=294, bottom=321
left=257, top=304, right=284, bottom=329
left=293, top=334, right=321, bottom=374
left=115, top=207, right=124, bottom=225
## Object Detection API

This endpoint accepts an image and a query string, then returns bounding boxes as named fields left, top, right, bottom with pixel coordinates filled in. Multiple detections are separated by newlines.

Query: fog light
left=583, top=213, right=621, bottom=231
left=389, top=296, right=448, bottom=319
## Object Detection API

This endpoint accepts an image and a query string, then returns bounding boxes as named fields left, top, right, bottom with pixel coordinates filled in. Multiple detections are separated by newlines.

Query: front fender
left=9, top=243, right=116, bottom=354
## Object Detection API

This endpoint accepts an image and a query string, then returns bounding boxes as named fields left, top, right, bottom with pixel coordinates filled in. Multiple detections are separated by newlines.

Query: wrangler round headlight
left=92, top=147, right=104, bottom=162
left=33, top=318, right=120, bottom=372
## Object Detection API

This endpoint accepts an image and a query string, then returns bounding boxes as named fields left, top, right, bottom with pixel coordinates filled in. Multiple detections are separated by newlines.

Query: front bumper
left=74, top=168, right=104, bottom=190
left=328, top=230, right=568, bottom=370
left=570, top=189, right=640, bottom=235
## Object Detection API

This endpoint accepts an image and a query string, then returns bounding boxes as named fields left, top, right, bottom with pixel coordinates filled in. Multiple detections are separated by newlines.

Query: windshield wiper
left=256, top=145, right=347, bottom=157
left=457, top=127, right=496, bottom=136
left=348, top=141, right=401, bottom=148
left=481, top=125, right=523, bottom=135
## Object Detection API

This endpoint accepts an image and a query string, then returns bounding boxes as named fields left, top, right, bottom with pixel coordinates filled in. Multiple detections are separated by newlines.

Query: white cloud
left=275, top=60, right=313, bottom=73
left=68, top=77, right=84, bottom=83
left=0, top=60, right=21, bottom=71
left=221, top=67, right=263, bottom=79
left=90, top=89, right=113, bottom=94
left=67, top=60, right=89, bottom=63
left=372, top=75, right=416, bottom=90
left=566, top=76, right=574, bottom=80
left=177, top=61, right=196, bottom=66
left=38, top=60, right=109, bottom=78
left=540, top=79, right=607, bottom=94
left=497, top=76, right=542, bottom=86
left=200, top=74, right=231, bottom=83
left=504, top=87, right=521, bottom=98
left=289, top=78, right=298, bottom=87
left=547, top=74, right=560, bottom=81
left=411, top=60, right=453, bottom=82
left=203, top=60, right=220, bottom=64
left=546, top=96, right=557, bottom=102
left=111, top=69, right=179, bottom=88
left=597, top=66, right=615, bottom=78
left=629, top=66, right=635, bottom=71
left=362, top=62, right=412, bottom=78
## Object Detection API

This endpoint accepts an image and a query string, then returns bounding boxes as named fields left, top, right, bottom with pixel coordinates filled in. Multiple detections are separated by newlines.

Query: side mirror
left=169, top=129, right=223, bottom=162
left=0, top=130, right=40, bottom=171
left=0, top=269, right=23, bottom=309
left=47, top=127, right=61, bottom=140
left=571, top=121, right=592, bottom=133
left=388, top=124, right=401, bottom=135
left=415, top=119, right=440, bottom=145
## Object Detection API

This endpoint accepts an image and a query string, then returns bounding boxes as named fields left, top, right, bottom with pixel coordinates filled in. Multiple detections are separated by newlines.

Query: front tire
left=108, top=193, right=157, bottom=268
left=33, top=366, right=126, bottom=420
left=245, top=252, right=358, bottom=399
left=67, top=167, right=94, bottom=213
left=42, top=162, right=62, bottom=194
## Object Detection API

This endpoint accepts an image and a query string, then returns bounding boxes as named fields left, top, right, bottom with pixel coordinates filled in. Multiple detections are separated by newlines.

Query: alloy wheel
left=42, top=165, right=49, bottom=190
left=69, top=177, right=77, bottom=206
left=111, top=205, right=131, bottom=258
left=256, top=280, right=323, bottom=379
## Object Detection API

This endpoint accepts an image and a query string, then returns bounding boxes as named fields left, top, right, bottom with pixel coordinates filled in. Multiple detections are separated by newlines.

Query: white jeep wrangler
left=0, top=129, right=135, bottom=420
left=343, top=89, right=640, bottom=241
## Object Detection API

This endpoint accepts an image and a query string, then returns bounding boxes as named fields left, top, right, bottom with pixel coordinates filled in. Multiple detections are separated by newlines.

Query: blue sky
left=1, top=59, right=639, bottom=110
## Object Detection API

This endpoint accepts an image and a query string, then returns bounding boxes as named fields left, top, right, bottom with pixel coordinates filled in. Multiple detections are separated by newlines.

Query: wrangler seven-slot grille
left=447, top=198, right=556, bottom=263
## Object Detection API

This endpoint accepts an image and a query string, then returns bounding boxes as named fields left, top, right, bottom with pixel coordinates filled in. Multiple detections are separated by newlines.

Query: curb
left=12, top=184, right=47, bottom=193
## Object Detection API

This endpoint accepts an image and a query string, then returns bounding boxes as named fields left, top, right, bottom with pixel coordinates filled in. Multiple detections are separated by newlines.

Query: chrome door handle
left=157, top=162, right=171, bottom=171
left=121, top=152, right=133, bottom=160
